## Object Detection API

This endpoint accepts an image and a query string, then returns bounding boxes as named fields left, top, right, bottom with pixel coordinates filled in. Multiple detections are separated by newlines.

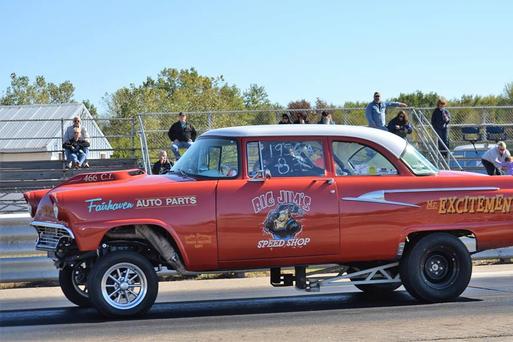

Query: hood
left=24, top=169, right=194, bottom=218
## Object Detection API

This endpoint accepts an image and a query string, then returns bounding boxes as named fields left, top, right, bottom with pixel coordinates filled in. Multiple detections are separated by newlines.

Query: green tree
left=104, top=67, right=252, bottom=157
left=243, top=84, right=271, bottom=109
left=392, top=90, right=440, bottom=108
left=82, top=99, right=99, bottom=118
left=1, top=73, right=75, bottom=105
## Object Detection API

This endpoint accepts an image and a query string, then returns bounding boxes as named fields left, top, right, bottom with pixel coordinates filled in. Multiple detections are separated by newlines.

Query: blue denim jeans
left=65, top=147, right=88, bottom=166
left=171, top=141, right=192, bottom=159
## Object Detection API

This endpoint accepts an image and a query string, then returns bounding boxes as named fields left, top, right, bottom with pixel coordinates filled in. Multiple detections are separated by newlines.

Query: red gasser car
left=25, top=125, right=513, bottom=317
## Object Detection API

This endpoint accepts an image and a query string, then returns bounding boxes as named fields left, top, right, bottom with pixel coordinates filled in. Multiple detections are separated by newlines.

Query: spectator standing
left=387, top=110, right=413, bottom=139
left=481, top=141, right=511, bottom=175
left=318, top=111, right=336, bottom=125
left=63, top=128, right=90, bottom=169
left=294, top=112, right=309, bottom=124
left=431, top=98, right=451, bottom=157
left=167, top=112, right=197, bottom=160
left=152, top=150, right=173, bottom=175
left=365, top=92, right=407, bottom=130
left=64, top=116, right=90, bottom=167
left=278, top=113, right=292, bottom=124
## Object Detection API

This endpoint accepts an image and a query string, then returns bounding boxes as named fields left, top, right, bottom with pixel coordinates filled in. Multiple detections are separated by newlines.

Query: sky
left=1, top=0, right=512, bottom=113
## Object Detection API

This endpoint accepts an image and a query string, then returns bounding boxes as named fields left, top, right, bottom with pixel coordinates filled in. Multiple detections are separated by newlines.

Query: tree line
left=2, top=70, right=512, bottom=118
left=2, top=70, right=512, bottom=158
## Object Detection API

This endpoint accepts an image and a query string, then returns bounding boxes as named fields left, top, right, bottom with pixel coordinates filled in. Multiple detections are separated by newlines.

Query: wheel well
left=102, top=224, right=183, bottom=265
left=405, top=230, right=476, bottom=253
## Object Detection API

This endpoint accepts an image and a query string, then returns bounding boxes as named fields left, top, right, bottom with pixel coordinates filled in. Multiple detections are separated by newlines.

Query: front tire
left=400, top=233, right=472, bottom=302
left=87, top=251, right=159, bottom=317
left=59, top=262, right=90, bottom=307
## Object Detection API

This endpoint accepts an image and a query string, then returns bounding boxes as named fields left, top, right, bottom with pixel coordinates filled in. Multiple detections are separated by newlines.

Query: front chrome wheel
left=88, top=251, right=158, bottom=317
left=101, top=263, right=147, bottom=310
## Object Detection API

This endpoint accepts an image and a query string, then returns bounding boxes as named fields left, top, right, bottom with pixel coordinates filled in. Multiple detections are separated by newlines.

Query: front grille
left=32, top=223, right=74, bottom=251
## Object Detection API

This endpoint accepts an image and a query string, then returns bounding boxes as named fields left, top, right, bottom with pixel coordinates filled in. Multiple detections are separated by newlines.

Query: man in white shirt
left=481, top=141, right=511, bottom=175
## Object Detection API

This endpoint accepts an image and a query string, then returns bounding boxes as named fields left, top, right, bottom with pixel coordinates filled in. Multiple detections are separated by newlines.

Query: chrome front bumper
left=31, top=221, right=75, bottom=251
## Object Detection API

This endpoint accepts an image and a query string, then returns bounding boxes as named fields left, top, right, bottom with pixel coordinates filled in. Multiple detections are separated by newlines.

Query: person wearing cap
left=63, top=116, right=90, bottom=168
left=431, top=98, right=451, bottom=157
left=365, top=92, right=407, bottom=130
left=318, top=111, right=336, bottom=125
left=278, top=113, right=292, bottom=124
left=167, top=112, right=197, bottom=160
left=481, top=141, right=511, bottom=175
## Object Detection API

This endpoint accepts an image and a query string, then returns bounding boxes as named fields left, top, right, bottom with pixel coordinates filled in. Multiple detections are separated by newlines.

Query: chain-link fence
left=138, top=106, right=513, bottom=162
left=418, top=106, right=513, bottom=147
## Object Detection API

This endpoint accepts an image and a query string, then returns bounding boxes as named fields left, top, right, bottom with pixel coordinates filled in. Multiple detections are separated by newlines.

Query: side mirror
left=249, top=169, right=272, bottom=182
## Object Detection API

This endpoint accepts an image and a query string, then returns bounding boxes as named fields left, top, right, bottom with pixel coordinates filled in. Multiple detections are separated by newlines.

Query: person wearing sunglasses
left=387, top=110, right=412, bottom=139
left=365, top=91, right=407, bottom=130
left=481, top=141, right=511, bottom=175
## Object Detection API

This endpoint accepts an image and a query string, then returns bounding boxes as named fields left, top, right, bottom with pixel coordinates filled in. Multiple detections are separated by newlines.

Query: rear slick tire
left=400, top=233, right=472, bottom=303
left=59, top=263, right=90, bottom=307
left=87, top=251, right=158, bottom=318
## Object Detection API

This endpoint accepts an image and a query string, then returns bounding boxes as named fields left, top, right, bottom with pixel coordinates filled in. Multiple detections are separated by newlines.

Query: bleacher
left=450, top=125, right=509, bottom=173
left=0, top=158, right=141, bottom=192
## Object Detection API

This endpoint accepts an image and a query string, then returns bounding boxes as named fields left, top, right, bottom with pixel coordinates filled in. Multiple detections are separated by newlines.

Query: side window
left=332, top=142, right=398, bottom=176
left=186, top=138, right=238, bottom=177
left=247, top=140, right=325, bottom=177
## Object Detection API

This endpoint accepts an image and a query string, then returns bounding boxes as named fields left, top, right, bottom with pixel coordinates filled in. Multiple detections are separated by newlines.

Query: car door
left=216, top=138, right=340, bottom=261
left=331, top=139, right=415, bottom=261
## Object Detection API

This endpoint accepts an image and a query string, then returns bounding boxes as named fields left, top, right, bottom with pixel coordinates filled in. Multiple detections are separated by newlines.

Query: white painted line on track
left=0, top=212, right=30, bottom=219
left=472, top=270, right=513, bottom=278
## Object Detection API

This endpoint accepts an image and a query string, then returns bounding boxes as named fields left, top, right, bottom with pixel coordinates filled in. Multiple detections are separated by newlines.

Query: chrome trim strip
left=374, top=187, right=499, bottom=194
left=342, top=187, right=499, bottom=208
left=31, top=221, right=75, bottom=239
left=343, top=191, right=420, bottom=207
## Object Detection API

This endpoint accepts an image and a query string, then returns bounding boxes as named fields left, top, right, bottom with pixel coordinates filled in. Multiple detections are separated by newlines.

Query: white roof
left=0, top=103, right=112, bottom=152
left=202, top=125, right=408, bottom=158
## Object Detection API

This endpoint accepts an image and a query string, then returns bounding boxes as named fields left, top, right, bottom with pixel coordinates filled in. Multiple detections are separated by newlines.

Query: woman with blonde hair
left=431, top=97, right=451, bottom=157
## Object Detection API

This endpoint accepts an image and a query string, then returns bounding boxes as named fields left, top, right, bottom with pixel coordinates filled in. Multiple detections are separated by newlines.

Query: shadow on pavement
left=0, top=291, right=479, bottom=327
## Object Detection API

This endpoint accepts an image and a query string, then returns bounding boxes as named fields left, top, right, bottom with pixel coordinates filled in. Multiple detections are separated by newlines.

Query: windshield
left=171, top=137, right=239, bottom=179
left=401, top=144, right=439, bottom=175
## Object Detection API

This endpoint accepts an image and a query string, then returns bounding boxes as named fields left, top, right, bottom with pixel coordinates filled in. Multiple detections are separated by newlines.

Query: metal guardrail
left=1, top=213, right=511, bottom=283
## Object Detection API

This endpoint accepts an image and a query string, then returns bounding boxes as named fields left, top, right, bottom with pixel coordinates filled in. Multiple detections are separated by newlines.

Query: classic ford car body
left=25, top=125, right=513, bottom=317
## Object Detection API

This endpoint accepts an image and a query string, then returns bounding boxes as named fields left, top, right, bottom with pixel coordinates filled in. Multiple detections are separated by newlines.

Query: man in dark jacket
left=152, top=150, right=173, bottom=175
left=63, top=128, right=90, bottom=168
left=167, top=112, right=197, bottom=160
